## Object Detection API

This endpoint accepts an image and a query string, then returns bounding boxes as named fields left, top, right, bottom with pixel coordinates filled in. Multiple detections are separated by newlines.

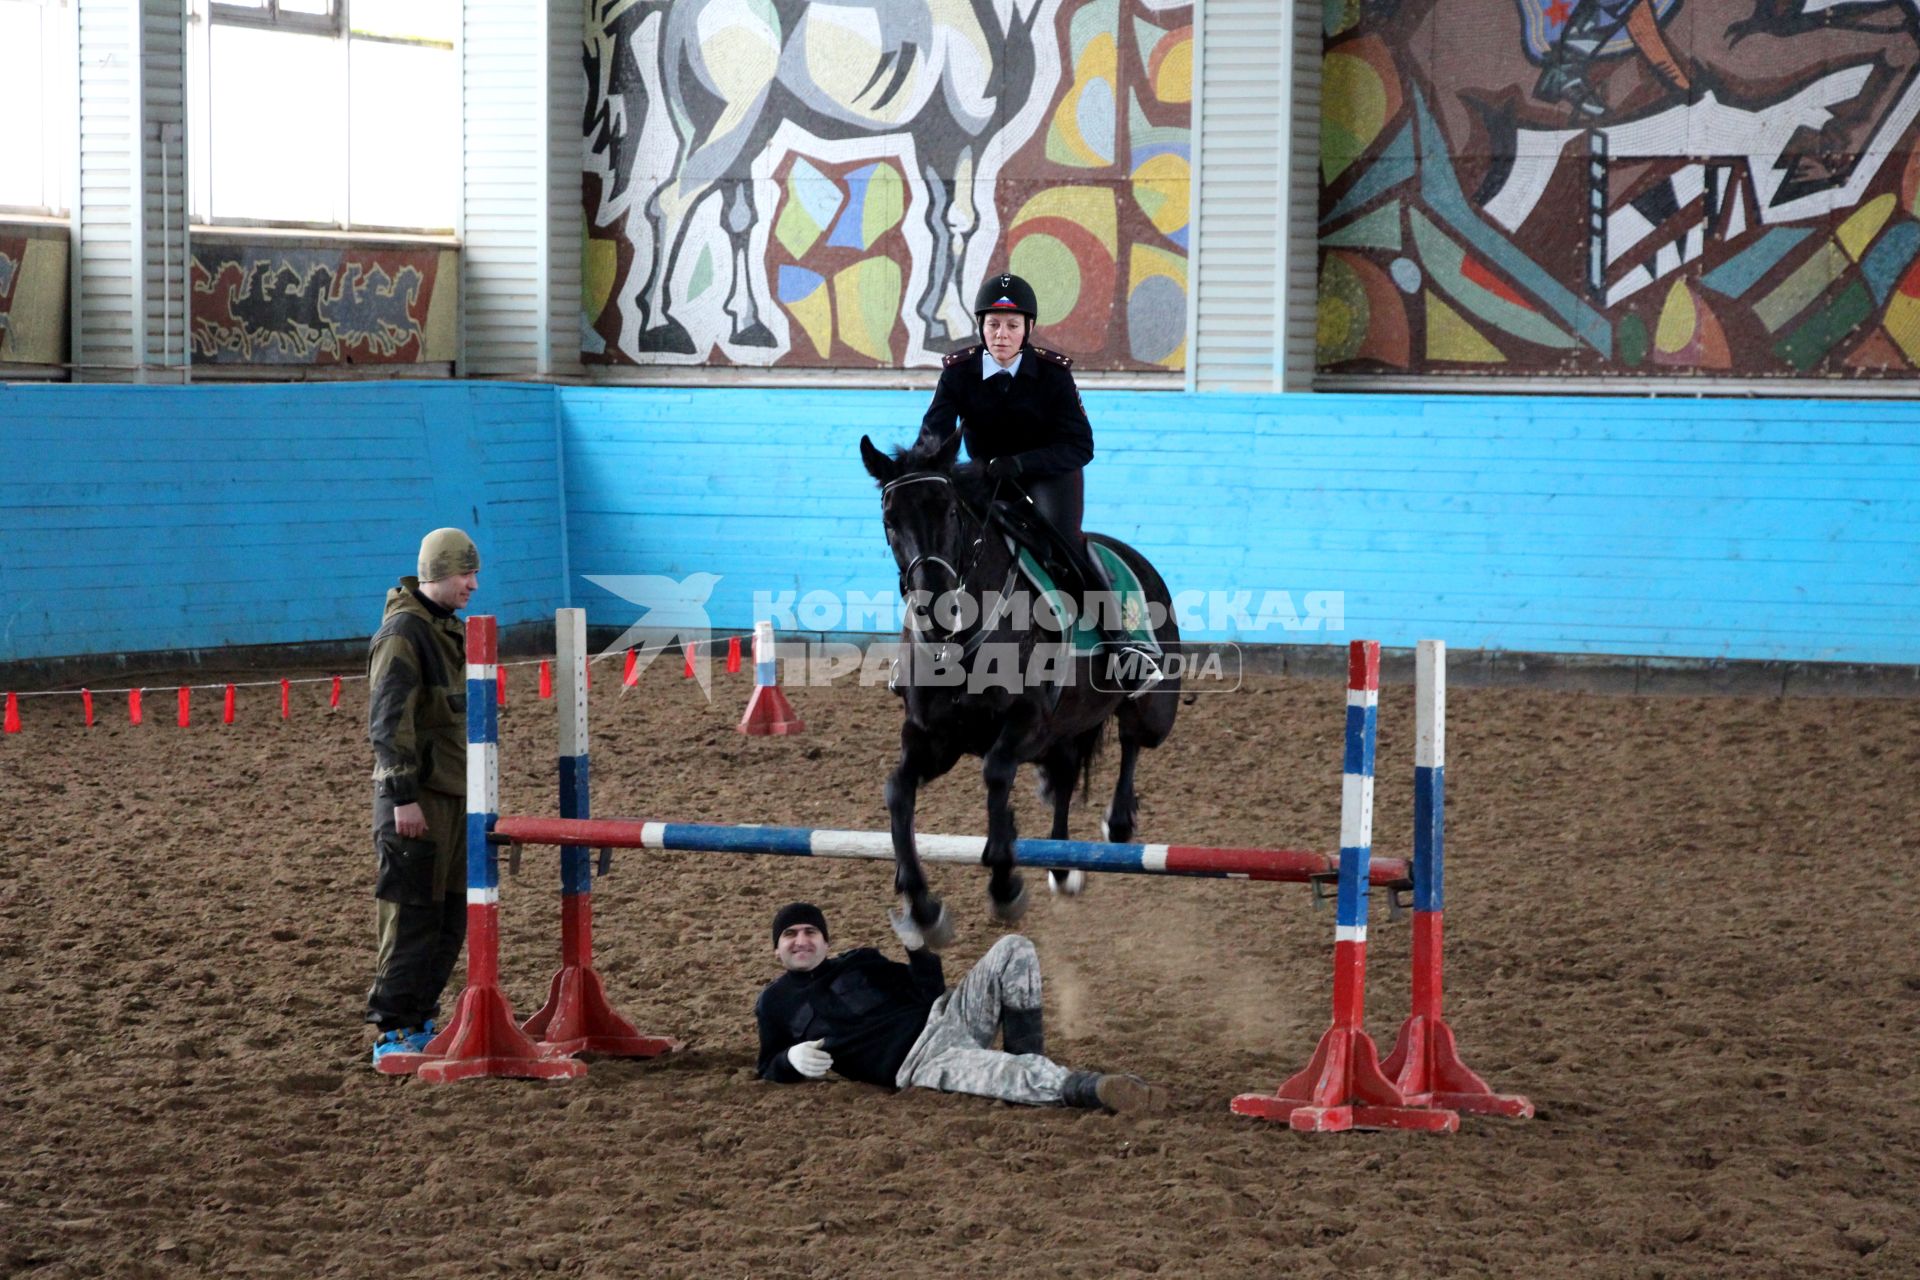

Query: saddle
left=981, top=498, right=1160, bottom=657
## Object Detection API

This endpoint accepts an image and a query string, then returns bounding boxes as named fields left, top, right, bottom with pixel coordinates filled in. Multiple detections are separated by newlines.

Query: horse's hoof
left=888, top=905, right=927, bottom=951
left=917, top=905, right=956, bottom=955
left=902, top=901, right=956, bottom=951
left=1101, top=816, right=1135, bottom=845
left=1048, top=869, right=1086, bottom=896
left=991, top=876, right=1031, bottom=924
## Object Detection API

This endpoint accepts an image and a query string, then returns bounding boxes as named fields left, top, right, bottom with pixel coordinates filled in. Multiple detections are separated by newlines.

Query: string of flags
left=3, top=631, right=757, bottom=735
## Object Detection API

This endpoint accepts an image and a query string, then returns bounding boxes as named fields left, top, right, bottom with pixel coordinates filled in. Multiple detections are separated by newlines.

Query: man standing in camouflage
left=365, top=528, right=480, bottom=1064
left=756, top=902, right=1169, bottom=1113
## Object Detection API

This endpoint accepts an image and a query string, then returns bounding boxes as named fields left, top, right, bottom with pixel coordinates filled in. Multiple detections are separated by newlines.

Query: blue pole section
left=557, top=608, right=592, bottom=898
left=1336, top=656, right=1379, bottom=939
left=466, top=615, right=500, bottom=906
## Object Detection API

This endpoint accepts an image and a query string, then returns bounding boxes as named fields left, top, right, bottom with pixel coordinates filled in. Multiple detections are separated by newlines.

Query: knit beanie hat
left=418, top=528, right=480, bottom=582
left=771, top=901, right=829, bottom=947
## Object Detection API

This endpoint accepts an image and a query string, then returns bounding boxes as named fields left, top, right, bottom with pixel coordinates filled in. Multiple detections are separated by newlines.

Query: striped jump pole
left=1231, top=640, right=1457, bottom=1132
left=520, top=609, right=681, bottom=1059
left=410, top=615, right=583, bottom=1083
left=1379, top=640, right=1533, bottom=1118
left=490, top=818, right=1411, bottom=887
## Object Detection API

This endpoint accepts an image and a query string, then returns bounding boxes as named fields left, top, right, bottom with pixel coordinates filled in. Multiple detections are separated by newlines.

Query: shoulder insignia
left=1032, top=346, right=1072, bottom=368
left=944, top=344, right=982, bottom=368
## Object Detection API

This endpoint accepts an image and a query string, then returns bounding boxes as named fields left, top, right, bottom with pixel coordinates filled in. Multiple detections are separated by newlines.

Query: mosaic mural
left=1317, top=0, right=1920, bottom=378
left=190, top=242, right=457, bottom=366
left=584, top=0, right=1193, bottom=370
left=0, top=225, right=69, bottom=368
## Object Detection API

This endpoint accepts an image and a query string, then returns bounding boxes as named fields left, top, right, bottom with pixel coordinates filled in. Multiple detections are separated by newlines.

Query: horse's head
left=861, top=431, right=983, bottom=612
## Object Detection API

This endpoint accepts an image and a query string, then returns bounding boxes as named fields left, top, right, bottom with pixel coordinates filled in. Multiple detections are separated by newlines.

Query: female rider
left=917, top=273, right=1161, bottom=695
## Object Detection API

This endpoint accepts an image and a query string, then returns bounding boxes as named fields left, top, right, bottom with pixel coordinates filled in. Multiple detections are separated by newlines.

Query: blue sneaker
left=371, top=1026, right=427, bottom=1064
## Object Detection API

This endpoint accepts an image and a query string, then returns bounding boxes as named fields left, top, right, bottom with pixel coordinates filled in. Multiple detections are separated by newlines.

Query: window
left=0, top=0, right=74, bottom=216
left=190, top=0, right=458, bottom=232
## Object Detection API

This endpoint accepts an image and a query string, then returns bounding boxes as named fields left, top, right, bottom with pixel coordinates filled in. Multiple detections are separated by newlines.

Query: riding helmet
left=973, top=272, right=1038, bottom=325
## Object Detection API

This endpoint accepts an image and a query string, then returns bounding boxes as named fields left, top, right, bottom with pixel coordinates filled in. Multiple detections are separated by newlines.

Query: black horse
left=860, top=431, right=1181, bottom=949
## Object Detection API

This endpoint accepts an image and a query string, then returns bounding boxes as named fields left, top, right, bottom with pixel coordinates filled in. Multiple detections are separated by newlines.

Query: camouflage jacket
left=368, top=578, right=467, bottom=802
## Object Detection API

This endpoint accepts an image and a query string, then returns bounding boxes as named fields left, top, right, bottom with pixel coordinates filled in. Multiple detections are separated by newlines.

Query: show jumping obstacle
left=391, top=611, right=1529, bottom=1134
left=1228, top=640, right=1531, bottom=1131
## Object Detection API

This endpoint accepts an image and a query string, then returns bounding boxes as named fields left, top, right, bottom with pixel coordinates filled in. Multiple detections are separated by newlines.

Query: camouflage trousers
left=894, top=935, right=1072, bottom=1105
left=365, top=786, right=467, bottom=1032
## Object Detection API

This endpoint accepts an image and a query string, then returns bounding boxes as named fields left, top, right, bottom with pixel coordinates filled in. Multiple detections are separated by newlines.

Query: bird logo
left=583, top=571, right=723, bottom=696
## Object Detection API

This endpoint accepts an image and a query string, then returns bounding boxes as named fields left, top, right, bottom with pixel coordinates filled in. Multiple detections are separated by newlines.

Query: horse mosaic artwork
left=1317, top=0, right=1920, bottom=378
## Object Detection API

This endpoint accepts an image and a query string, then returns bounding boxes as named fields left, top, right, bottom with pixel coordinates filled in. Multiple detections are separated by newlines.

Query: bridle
left=880, top=472, right=968, bottom=594
left=879, top=469, right=1016, bottom=648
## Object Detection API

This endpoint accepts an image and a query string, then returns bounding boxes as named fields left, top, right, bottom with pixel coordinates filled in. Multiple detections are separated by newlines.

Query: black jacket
left=918, top=344, right=1093, bottom=480
left=755, top=947, right=946, bottom=1088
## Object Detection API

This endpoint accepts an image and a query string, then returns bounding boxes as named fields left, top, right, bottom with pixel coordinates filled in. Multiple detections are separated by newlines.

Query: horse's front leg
left=1039, top=741, right=1088, bottom=896
left=982, top=706, right=1039, bottom=922
left=886, top=721, right=961, bottom=950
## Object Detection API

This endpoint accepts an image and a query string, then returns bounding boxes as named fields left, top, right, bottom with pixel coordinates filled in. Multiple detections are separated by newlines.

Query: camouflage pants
left=365, top=786, right=467, bottom=1032
left=894, top=935, right=1072, bottom=1105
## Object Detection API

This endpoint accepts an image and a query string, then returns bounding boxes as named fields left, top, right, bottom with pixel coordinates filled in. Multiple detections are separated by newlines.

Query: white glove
left=787, top=1038, right=833, bottom=1079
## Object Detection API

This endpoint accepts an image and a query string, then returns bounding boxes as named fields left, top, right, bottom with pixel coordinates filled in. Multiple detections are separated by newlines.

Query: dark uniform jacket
left=918, top=344, right=1093, bottom=479
left=755, top=947, right=947, bottom=1088
left=368, top=578, right=468, bottom=803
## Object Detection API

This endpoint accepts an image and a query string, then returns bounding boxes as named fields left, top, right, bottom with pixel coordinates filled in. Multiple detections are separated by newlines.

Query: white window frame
left=0, top=0, right=76, bottom=218
left=188, top=0, right=457, bottom=234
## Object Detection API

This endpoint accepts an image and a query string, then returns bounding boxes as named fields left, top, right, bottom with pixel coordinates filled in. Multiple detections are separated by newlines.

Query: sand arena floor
left=2, top=655, right=1916, bottom=1278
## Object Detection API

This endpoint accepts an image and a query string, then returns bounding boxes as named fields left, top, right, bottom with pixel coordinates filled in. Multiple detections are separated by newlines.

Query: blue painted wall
left=560, top=389, right=1920, bottom=665
left=0, top=383, right=564, bottom=661
left=1, top=382, right=1912, bottom=665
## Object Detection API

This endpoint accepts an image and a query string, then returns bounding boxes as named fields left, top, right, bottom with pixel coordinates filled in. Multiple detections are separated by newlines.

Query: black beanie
left=771, top=901, right=829, bottom=947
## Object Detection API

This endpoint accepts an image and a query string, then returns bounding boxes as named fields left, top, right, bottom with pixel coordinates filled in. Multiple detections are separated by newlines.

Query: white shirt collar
left=982, top=350, right=1023, bottom=378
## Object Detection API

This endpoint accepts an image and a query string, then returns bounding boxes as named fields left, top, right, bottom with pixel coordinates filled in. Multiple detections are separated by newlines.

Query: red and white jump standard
left=1378, top=640, right=1533, bottom=1118
left=1231, top=640, right=1455, bottom=1131
left=519, top=609, right=681, bottom=1059
left=389, top=615, right=583, bottom=1082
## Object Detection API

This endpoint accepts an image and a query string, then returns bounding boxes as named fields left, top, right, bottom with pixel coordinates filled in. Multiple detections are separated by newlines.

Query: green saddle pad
left=1014, top=539, right=1160, bottom=656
